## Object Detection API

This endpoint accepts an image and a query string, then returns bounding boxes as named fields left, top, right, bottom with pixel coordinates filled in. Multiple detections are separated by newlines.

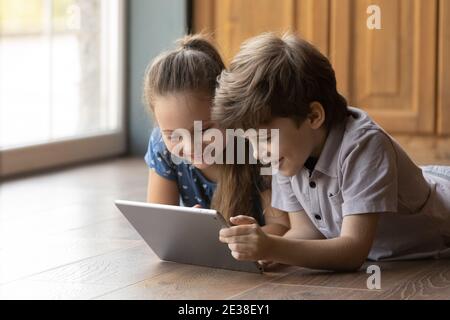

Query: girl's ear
left=307, top=102, right=326, bottom=129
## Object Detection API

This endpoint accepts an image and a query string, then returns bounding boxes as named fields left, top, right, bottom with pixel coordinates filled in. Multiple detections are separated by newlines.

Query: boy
left=213, top=33, right=450, bottom=271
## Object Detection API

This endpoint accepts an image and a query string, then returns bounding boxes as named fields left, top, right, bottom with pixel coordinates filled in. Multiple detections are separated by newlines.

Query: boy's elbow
left=335, top=237, right=371, bottom=272
left=344, top=259, right=365, bottom=272
left=331, top=259, right=365, bottom=272
left=332, top=246, right=368, bottom=272
left=341, top=252, right=368, bottom=272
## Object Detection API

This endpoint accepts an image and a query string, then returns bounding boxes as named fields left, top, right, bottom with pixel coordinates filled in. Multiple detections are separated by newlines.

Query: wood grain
left=231, top=283, right=381, bottom=300
left=29, top=244, right=181, bottom=286
left=95, top=264, right=297, bottom=300
left=438, top=0, right=450, bottom=135
left=1, top=157, right=449, bottom=299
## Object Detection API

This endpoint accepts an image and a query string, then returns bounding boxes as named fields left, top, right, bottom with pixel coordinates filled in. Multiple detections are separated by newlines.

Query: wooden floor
left=0, top=147, right=450, bottom=299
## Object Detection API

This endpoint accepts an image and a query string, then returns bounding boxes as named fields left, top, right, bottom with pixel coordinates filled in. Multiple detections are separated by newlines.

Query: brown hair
left=143, top=34, right=265, bottom=222
left=143, top=34, right=225, bottom=109
left=212, top=32, right=348, bottom=130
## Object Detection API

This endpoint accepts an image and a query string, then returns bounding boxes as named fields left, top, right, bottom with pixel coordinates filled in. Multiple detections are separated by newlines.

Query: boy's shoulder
left=339, top=106, right=395, bottom=163
left=344, top=107, right=385, bottom=138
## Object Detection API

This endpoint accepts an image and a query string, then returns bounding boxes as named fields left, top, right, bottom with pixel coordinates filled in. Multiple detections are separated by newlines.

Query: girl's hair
left=213, top=139, right=270, bottom=222
left=143, top=34, right=266, bottom=222
left=143, top=34, right=225, bottom=109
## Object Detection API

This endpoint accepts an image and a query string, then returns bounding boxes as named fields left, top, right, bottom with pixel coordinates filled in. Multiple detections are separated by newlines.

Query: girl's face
left=153, top=92, right=221, bottom=170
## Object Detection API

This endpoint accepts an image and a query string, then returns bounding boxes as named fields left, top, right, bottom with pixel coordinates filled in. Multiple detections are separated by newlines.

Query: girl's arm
left=220, top=213, right=380, bottom=272
left=147, top=170, right=180, bottom=205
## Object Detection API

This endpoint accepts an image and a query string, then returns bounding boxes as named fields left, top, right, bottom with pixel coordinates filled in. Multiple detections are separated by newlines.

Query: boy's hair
left=212, top=32, right=348, bottom=129
left=143, top=34, right=225, bottom=110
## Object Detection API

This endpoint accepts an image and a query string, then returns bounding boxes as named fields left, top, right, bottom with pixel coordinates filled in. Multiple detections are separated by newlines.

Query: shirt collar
left=312, top=122, right=346, bottom=178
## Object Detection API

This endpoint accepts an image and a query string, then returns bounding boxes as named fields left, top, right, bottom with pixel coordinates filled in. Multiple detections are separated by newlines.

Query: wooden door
left=193, top=0, right=329, bottom=61
left=194, top=0, right=439, bottom=134
left=329, top=0, right=437, bottom=134
left=438, top=0, right=450, bottom=135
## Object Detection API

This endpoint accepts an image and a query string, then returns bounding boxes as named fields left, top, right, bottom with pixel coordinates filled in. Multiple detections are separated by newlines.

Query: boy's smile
left=251, top=102, right=328, bottom=177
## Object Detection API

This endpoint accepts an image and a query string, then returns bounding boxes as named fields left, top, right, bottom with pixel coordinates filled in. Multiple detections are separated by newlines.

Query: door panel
left=193, top=0, right=329, bottom=61
left=438, top=0, right=450, bottom=135
left=215, top=0, right=295, bottom=62
left=330, top=0, right=437, bottom=133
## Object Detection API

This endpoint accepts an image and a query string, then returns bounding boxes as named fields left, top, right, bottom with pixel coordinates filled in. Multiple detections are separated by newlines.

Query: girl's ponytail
left=176, top=34, right=224, bottom=70
left=143, top=34, right=224, bottom=110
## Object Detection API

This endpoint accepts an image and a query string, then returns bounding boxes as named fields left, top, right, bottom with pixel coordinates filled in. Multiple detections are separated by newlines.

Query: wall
left=128, top=0, right=187, bottom=155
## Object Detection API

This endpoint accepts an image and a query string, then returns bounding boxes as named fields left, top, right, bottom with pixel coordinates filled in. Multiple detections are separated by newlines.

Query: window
left=0, top=0, right=126, bottom=177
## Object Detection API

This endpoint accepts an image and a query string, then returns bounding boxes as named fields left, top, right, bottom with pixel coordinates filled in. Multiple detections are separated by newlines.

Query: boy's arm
left=261, top=212, right=290, bottom=236
left=147, top=170, right=180, bottom=205
left=283, top=211, right=326, bottom=240
left=260, top=190, right=290, bottom=236
left=267, top=213, right=379, bottom=271
left=221, top=213, right=380, bottom=272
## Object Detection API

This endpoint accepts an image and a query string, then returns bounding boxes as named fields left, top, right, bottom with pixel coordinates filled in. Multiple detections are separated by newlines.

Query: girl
left=142, top=34, right=289, bottom=239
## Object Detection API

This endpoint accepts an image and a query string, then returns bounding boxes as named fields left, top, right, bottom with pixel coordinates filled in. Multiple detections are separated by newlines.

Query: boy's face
left=247, top=103, right=328, bottom=177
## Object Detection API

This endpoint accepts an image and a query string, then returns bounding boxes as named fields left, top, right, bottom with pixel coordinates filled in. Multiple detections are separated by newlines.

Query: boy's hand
left=219, top=215, right=272, bottom=261
left=229, top=215, right=256, bottom=226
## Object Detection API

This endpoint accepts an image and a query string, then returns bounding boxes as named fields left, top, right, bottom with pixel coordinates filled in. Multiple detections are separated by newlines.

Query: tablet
left=114, top=200, right=263, bottom=274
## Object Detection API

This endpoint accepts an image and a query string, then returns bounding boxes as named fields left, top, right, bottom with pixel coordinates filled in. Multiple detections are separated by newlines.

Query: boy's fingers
left=219, top=225, right=256, bottom=238
left=230, top=215, right=257, bottom=225
left=258, top=260, right=278, bottom=269
left=228, top=243, right=251, bottom=252
left=231, top=251, right=251, bottom=261
left=192, top=204, right=202, bottom=208
left=219, top=235, right=249, bottom=244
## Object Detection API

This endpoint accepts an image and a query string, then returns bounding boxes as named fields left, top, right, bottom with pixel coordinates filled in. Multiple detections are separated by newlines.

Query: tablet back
left=115, top=200, right=263, bottom=273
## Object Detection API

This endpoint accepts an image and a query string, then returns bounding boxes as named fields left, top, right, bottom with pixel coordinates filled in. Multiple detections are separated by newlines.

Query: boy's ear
left=307, top=102, right=326, bottom=129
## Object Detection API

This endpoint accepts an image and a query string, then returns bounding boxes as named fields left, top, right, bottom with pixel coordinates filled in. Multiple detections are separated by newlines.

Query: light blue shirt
left=272, top=107, right=450, bottom=261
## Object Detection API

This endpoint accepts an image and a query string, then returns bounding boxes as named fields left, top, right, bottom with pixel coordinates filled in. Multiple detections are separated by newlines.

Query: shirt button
left=314, top=214, right=322, bottom=220
left=309, top=181, right=317, bottom=188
